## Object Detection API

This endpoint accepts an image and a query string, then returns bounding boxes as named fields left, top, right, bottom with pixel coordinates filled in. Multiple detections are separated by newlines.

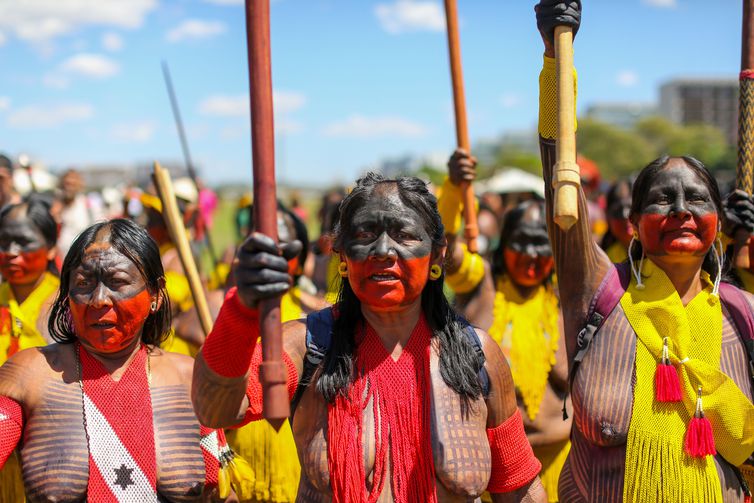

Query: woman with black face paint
left=440, top=150, right=570, bottom=503
left=535, top=1, right=754, bottom=501
left=0, top=219, right=234, bottom=501
left=193, top=173, right=547, bottom=502
left=0, top=196, right=60, bottom=502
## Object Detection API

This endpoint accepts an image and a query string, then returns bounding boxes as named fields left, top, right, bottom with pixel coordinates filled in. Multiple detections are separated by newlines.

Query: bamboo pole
left=444, top=0, right=479, bottom=253
left=152, top=162, right=213, bottom=337
left=735, top=0, right=754, bottom=269
left=553, top=26, right=580, bottom=231
left=245, top=0, right=289, bottom=427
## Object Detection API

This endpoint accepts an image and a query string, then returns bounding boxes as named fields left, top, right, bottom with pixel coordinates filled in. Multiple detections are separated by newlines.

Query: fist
left=535, top=0, right=581, bottom=48
left=447, top=149, right=477, bottom=187
left=234, top=232, right=303, bottom=309
left=723, top=189, right=754, bottom=237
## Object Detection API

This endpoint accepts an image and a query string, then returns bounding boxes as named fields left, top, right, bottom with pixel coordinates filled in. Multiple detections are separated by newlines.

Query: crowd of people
left=0, top=1, right=752, bottom=502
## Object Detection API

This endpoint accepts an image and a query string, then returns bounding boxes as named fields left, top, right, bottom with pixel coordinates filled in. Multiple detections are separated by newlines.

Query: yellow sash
left=0, top=272, right=59, bottom=364
left=488, top=277, right=560, bottom=421
left=621, top=261, right=754, bottom=502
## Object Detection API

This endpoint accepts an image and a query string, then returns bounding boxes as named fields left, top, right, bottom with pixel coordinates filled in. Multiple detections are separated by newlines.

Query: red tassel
left=655, top=363, right=682, bottom=402
left=684, top=416, right=717, bottom=457
left=744, top=495, right=751, bottom=503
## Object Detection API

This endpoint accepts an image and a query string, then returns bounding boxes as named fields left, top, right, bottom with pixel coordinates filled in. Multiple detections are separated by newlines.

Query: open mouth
left=91, top=322, right=117, bottom=329
left=370, top=273, right=398, bottom=281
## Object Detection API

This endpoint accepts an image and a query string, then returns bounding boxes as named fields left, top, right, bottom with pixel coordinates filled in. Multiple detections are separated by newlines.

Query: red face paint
left=504, top=248, right=554, bottom=287
left=347, top=255, right=431, bottom=310
left=638, top=212, right=718, bottom=256
left=608, top=218, right=634, bottom=248
left=0, top=248, right=49, bottom=285
left=70, top=288, right=152, bottom=354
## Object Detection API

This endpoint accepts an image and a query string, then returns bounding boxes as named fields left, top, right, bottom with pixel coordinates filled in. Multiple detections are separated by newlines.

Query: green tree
left=576, top=118, right=655, bottom=178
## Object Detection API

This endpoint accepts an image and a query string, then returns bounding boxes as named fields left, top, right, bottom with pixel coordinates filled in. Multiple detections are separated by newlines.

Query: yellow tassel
left=228, top=454, right=256, bottom=500
left=217, top=464, right=231, bottom=499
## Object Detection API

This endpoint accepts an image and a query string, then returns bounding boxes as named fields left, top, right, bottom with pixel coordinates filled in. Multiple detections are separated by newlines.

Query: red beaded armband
left=486, top=409, right=542, bottom=493
left=0, top=395, right=23, bottom=469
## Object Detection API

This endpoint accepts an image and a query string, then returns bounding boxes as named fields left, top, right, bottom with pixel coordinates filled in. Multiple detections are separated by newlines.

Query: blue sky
left=0, top=0, right=743, bottom=187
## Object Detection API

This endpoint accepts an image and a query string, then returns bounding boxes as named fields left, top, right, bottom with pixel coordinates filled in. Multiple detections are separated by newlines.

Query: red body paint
left=70, top=288, right=152, bottom=353
left=503, top=249, right=554, bottom=287
left=347, top=255, right=430, bottom=310
left=638, top=212, right=717, bottom=256
left=0, top=248, right=49, bottom=285
left=608, top=218, right=634, bottom=248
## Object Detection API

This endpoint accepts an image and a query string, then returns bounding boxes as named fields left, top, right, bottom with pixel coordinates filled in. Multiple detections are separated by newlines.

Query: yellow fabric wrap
left=0, top=272, right=59, bottom=365
left=445, top=244, right=485, bottom=294
left=488, top=277, right=560, bottom=421
left=621, top=261, right=754, bottom=502
left=226, top=286, right=304, bottom=502
left=160, top=269, right=198, bottom=357
left=533, top=440, right=571, bottom=503
left=437, top=177, right=464, bottom=236
left=208, top=262, right=231, bottom=291
left=324, top=254, right=342, bottom=305
left=538, top=55, right=578, bottom=140
left=606, top=242, right=628, bottom=264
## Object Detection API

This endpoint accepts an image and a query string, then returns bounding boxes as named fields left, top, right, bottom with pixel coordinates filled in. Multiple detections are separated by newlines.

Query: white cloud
left=199, top=90, right=306, bottom=116
left=102, top=32, right=123, bottom=51
left=375, top=0, right=445, bottom=34
left=7, top=103, right=94, bottom=129
left=60, top=53, right=120, bottom=78
left=500, top=93, right=522, bottom=109
left=0, top=31, right=6, bottom=46
left=616, top=70, right=639, bottom=87
left=166, top=19, right=226, bottom=43
left=277, top=119, right=303, bottom=135
left=42, top=73, right=70, bottom=89
left=323, top=115, right=427, bottom=138
left=0, top=97, right=10, bottom=111
left=0, top=0, right=156, bottom=44
left=110, top=121, right=156, bottom=142
left=642, top=0, right=677, bottom=7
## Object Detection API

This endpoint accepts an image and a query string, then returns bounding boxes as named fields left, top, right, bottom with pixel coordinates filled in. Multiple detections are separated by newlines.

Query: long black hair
left=317, top=172, right=483, bottom=406
left=48, top=218, right=171, bottom=346
left=629, top=155, right=727, bottom=281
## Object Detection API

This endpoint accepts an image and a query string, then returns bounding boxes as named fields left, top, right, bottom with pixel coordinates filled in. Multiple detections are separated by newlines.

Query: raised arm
left=535, top=0, right=611, bottom=359
left=192, top=232, right=307, bottom=428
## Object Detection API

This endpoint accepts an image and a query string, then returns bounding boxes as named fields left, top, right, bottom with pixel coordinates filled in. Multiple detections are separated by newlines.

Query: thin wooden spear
left=152, top=162, right=214, bottom=337
left=245, top=0, right=289, bottom=428
left=444, top=0, right=480, bottom=253
left=735, top=0, right=754, bottom=269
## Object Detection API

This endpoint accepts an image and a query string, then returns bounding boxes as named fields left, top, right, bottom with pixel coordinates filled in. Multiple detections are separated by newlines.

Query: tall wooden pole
left=245, top=0, right=289, bottom=427
left=553, top=26, right=580, bottom=231
left=736, top=0, right=754, bottom=269
left=444, top=0, right=479, bottom=253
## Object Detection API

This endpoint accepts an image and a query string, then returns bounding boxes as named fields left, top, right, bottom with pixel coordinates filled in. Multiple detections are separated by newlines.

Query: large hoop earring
left=628, top=236, right=645, bottom=290
left=338, top=261, right=348, bottom=278
left=711, top=235, right=724, bottom=299
left=429, top=264, right=442, bottom=281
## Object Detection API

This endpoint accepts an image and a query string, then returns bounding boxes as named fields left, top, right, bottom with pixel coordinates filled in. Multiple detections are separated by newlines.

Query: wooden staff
left=444, top=0, right=479, bottom=253
left=735, top=0, right=754, bottom=269
left=553, top=26, right=580, bottom=231
left=152, top=162, right=213, bottom=336
left=245, top=0, right=289, bottom=426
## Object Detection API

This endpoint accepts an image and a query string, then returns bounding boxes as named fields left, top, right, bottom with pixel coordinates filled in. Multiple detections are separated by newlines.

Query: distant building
left=659, top=78, right=738, bottom=144
left=585, top=102, right=658, bottom=129
left=77, top=162, right=188, bottom=189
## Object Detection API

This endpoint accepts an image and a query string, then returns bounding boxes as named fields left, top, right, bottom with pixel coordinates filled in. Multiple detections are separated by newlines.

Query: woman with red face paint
left=0, top=218, right=236, bottom=501
left=535, top=1, right=754, bottom=501
left=192, top=173, right=546, bottom=502
left=0, top=196, right=60, bottom=502
left=600, top=179, right=634, bottom=264
left=440, top=151, right=570, bottom=503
